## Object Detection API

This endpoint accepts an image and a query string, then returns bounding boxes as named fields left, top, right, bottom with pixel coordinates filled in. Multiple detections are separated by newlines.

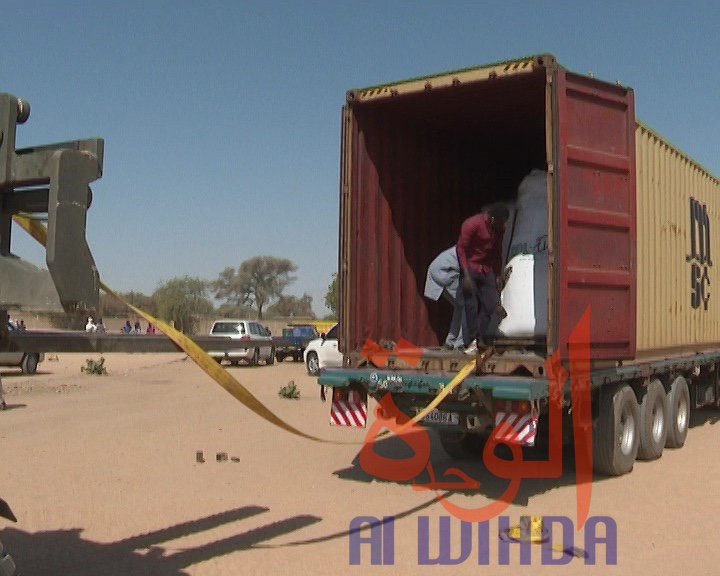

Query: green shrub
left=81, top=357, right=108, bottom=375
left=278, top=380, right=300, bottom=399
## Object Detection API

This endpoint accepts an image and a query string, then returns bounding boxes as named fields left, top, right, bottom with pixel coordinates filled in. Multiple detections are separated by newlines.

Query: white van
left=207, top=319, right=275, bottom=366
left=0, top=321, right=44, bottom=374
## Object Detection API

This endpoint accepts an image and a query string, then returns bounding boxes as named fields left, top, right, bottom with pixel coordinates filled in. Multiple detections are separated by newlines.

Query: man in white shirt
left=424, top=246, right=467, bottom=350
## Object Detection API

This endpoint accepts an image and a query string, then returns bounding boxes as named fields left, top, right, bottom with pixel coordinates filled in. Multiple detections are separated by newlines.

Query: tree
left=152, top=276, right=213, bottom=334
left=120, top=291, right=157, bottom=317
left=209, top=267, right=244, bottom=308
left=99, top=293, right=128, bottom=318
left=324, top=273, right=338, bottom=318
left=215, top=302, right=256, bottom=319
left=210, top=256, right=297, bottom=320
left=99, top=291, right=156, bottom=318
left=267, top=293, right=315, bottom=319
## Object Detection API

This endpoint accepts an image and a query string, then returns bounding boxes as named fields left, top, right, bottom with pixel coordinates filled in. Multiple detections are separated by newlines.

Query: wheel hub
left=619, top=405, right=635, bottom=456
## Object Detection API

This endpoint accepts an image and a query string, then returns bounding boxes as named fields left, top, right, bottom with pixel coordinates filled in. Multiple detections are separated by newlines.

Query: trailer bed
left=320, top=348, right=720, bottom=400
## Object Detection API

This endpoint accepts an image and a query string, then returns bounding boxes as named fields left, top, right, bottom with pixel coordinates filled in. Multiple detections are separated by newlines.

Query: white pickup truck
left=0, top=321, right=44, bottom=374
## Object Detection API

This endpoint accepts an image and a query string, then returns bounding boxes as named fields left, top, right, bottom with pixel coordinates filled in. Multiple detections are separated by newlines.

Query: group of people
left=424, top=203, right=511, bottom=355
left=85, top=318, right=156, bottom=334
left=122, top=319, right=156, bottom=334
left=85, top=317, right=106, bottom=333
left=8, top=318, right=26, bottom=332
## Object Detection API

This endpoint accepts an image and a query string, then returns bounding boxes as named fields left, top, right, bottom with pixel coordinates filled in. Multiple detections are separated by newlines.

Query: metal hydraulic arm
left=0, top=92, right=103, bottom=350
left=0, top=93, right=303, bottom=356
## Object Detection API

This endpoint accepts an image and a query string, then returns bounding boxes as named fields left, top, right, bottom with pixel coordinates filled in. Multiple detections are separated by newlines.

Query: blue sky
left=4, top=0, right=719, bottom=316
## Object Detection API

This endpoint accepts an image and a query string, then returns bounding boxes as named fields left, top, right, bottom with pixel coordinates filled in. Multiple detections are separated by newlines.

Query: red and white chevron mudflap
left=330, top=389, right=368, bottom=427
left=493, top=411, right=538, bottom=447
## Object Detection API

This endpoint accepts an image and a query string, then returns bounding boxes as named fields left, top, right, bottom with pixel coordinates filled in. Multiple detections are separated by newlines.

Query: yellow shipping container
left=636, top=122, right=720, bottom=358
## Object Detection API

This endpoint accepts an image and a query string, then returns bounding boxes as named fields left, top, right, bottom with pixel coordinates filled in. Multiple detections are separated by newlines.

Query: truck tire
left=266, top=348, right=275, bottom=365
left=593, top=382, right=640, bottom=476
left=637, top=378, right=667, bottom=460
left=664, top=375, right=690, bottom=449
left=250, top=348, right=260, bottom=366
left=0, top=540, right=17, bottom=576
left=21, top=353, right=39, bottom=374
left=437, top=430, right=485, bottom=459
left=276, top=352, right=286, bottom=363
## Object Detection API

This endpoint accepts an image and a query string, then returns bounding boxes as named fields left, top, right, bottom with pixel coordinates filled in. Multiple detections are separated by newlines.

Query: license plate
left=422, top=409, right=459, bottom=425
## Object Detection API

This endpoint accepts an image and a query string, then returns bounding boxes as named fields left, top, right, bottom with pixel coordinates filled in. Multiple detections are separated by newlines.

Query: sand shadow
left=332, top=427, right=625, bottom=509
left=0, top=402, right=27, bottom=411
left=1, top=504, right=322, bottom=575
left=0, top=370, right=51, bottom=378
left=333, top=403, right=720, bottom=509
left=253, top=493, right=446, bottom=549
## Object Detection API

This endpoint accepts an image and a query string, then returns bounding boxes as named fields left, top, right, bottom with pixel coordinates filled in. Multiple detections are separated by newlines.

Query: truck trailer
left=318, top=53, right=720, bottom=477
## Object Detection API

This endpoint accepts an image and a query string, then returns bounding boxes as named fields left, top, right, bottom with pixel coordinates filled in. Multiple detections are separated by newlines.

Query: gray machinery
left=0, top=93, right=102, bottom=341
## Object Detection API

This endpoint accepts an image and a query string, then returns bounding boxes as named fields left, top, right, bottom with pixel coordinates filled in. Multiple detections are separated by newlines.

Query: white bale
left=507, top=169, right=548, bottom=260
left=496, top=253, right=548, bottom=338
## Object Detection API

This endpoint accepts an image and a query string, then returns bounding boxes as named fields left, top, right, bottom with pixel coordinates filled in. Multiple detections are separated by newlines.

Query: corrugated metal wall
left=343, top=108, right=478, bottom=352
left=340, top=72, right=547, bottom=354
left=636, top=123, right=720, bottom=357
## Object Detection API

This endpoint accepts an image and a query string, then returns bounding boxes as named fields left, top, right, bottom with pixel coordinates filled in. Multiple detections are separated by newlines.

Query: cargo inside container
left=343, top=68, right=552, bottom=352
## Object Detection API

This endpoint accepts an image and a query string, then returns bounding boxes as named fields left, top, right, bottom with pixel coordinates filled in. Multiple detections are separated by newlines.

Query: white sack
left=496, top=253, right=548, bottom=338
left=507, top=169, right=548, bottom=260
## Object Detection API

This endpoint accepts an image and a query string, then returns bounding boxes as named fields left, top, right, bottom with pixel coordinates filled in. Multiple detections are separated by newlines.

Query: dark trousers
left=461, top=269, right=498, bottom=346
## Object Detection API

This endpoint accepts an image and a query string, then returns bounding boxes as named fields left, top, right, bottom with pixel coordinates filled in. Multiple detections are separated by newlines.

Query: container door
left=338, top=104, right=353, bottom=355
left=552, top=70, right=637, bottom=360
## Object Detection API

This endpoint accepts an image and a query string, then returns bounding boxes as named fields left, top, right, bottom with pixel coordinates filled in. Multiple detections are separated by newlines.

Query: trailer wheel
left=664, top=375, right=690, bottom=449
left=437, top=430, right=485, bottom=459
left=637, top=378, right=667, bottom=460
left=593, top=382, right=640, bottom=476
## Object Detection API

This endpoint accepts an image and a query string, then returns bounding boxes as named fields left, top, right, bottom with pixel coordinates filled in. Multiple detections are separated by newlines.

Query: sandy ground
left=1, top=352, right=719, bottom=575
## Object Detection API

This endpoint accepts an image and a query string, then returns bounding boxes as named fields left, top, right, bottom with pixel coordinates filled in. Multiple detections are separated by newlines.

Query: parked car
left=207, top=319, right=275, bottom=366
left=304, top=323, right=343, bottom=375
left=276, top=324, right=319, bottom=363
left=0, top=321, right=44, bottom=374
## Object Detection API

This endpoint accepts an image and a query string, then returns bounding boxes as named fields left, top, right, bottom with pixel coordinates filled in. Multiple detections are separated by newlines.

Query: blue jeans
left=462, top=270, right=498, bottom=347
left=442, top=285, right=467, bottom=349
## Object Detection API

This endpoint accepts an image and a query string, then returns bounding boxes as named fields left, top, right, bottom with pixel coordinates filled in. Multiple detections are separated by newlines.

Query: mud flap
left=329, top=388, right=368, bottom=427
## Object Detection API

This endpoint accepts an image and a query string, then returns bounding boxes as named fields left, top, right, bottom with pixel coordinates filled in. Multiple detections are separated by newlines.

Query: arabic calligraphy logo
left=357, top=307, right=593, bottom=529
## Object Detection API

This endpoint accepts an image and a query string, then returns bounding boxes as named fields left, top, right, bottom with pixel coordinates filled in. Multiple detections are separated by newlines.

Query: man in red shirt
left=456, top=203, right=510, bottom=354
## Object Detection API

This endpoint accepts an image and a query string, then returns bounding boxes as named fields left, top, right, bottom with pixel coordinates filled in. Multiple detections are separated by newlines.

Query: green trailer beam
left=318, top=368, right=548, bottom=401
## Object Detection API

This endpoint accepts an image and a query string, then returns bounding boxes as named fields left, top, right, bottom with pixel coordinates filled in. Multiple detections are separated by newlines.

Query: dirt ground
left=1, top=352, right=719, bottom=575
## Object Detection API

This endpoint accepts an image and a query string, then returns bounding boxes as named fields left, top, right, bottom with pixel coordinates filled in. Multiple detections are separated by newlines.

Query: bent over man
left=456, top=203, right=510, bottom=354
left=424, top=246, right=468, bottom=350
